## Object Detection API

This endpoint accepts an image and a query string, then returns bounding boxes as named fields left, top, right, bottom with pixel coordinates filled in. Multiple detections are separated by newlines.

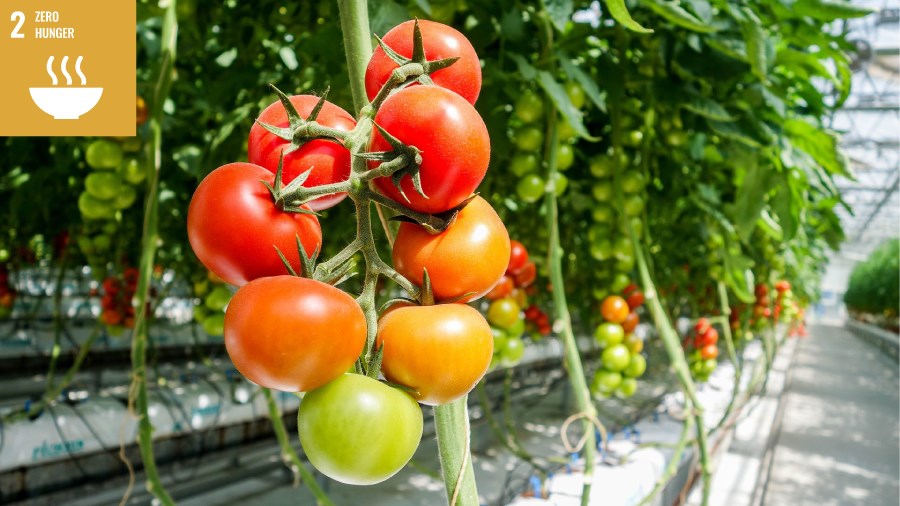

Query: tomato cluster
left=77, top=104, right=148, bottom=278
left=590, top=289, right=646, bottom=398
left=98, top=267, right=139, bottom=332
left=481, top=240, right=546, bottom=368
left=191, top=271, right=232, bottom=337
left=685, top=318, right=719, bottom=382
left=0, top=264, right=15, bottom=320
left=509, top=85, right=584, bottom=203
left=186, top=19, right=504, bottom=486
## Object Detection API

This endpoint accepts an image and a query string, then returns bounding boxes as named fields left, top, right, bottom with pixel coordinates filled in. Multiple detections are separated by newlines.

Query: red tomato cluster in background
left=685, top=317, right=719, bottom=382
left=99, top=267, right=139, bottom=329
left=0, top=264, right=16, bottom=319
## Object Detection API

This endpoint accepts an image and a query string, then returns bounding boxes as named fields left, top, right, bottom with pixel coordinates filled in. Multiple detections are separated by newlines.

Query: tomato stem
left=433, top=398, right=478, bottom=506
left=262, top=388, right=336, bottom=506
left=126, top=3, right=178, bottom=505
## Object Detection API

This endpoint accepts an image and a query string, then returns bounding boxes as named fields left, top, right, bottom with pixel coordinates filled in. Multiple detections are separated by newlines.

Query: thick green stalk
left=544, top=115, right=597, bottom=506
left=433, top=398, right=478, bottom=506
left=712, top=282, right=742, bottom=432
left=262, top=388, right=335, bottom=506
left=334, top=3, right=478, bottom=503
left=127, top=3, right=178, bottom=505
left=336, top=0, right=373, bottom=114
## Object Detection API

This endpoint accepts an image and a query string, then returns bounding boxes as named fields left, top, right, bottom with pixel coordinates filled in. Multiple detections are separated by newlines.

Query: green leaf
left=645, top=0, right=718, bottom=33
left=546, top=0, right=575, bottom=32
left=558, top=54, right=607, bottom=113
left=738, top=7, right=768, bottom=82
left=784, top=119, right=852, bottom=179
left=500, top=9, right=526, bottom=41
left=709, top=119, right=765, bottom=148
left=510, top=54, right=538, bottom=81
left=603, top=0, right=653, bottom=33
left=536, top=71, right=599, bottom=141
left=757, top=210, right=784, bottom=241
left=734, top=158, right=771, bottom=240
left=794, top=0, right=874, bottom=21
left=681, top=92, right=735, bottom=121
left=722, top=248, right=756, bottom=304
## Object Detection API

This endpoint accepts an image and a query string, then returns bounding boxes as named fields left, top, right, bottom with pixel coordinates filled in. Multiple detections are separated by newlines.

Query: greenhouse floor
left=758, top=323, right=900, bottom=506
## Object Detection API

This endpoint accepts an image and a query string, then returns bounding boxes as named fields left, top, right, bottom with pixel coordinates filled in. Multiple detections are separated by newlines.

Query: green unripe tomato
left=592, top=204, right=615, bottom=223
left=298, top=374, right=423, bottom=485
left=591, top=369, right=622, bottom=396
left=85, top=172, right=124, bottom=201
left=500, top=337, right=525, bottom=366
left=601, top=344, right=631, bottom=372
left=550, top=172, right=568, bottom=196
left=591, top=180, right=613, bottom=202
left=510, top=153, right=539, bottom=176
left=565, top=82, right=586, bottom=109
left=589, top=156, right=614, bottom=178
left=78, top=193, right=115, bottom=220
left=204, top=285, right=232, bottom=311
left=201, top=313, right=226, bottom=336
left=487, top=298, right=521, bottom=329
left=93, top=234, right=112, bottom=252
left=515, top=91, right=544, bottom=123
left=590, top=239, right=613, bottom=261
left=491, top=326, right=509, bottom=350
left=622, top=195, right=645, bottom=217
left=86, top=140, right=123, bottom=170
left=620, top=171, right=647, bottom=194
left=610, top=273, right=631, bottom=293
left=516, top=175, right=545, bottom=203
left=113, top=185, right=138, bottom=210
left=623, top=354, right=647, bottom=378
left=120, top=158, right=147, bottom=185
left=624, top=130, right=643, bottom=147
left=594, top=322, right=625, bottom=348
left=558, top=118, right=577, bottom=141
left=515, top=126, right=544, bottom=151
left=556, top=144, right=574, bottom=171
left=506, top=317, right=525, bottom=337
left=702, top=358, right=717, bottom=374
left=616, top=377, right=638, bottom=398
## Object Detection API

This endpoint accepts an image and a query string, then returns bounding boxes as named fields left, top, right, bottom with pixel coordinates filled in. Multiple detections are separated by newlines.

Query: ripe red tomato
left=622, top=311, right=639, bottom=333
left=694, top=317, right=711, bottom=336
left=512, top=261, right=537, bottom=288
left=298, top=374, right=423, bottom=485
left=187, top=163, right=322, bottom=286
left=364, top=20, right=481, bottom=104
left=700, top=344, right=719, bottom=360
left=625, top=290, right=645, bottom=309
left=600, top=295, right=630, bottom=324
left=694, top=327, right=718, bottom=348
left=370, top=86, right=490, bottom=214
left=485, top=275, right=514, bottom=301
left=248, top=95, right=356, bottom=211
left=377, top=303, right=493, bottom=405
left=224, top=276, right=365, bottom=392
left=392, top=196, right=510, bottom=302
left=507, top=240, right=529, bottom=274
left=775, top=280, right=791, bottom=293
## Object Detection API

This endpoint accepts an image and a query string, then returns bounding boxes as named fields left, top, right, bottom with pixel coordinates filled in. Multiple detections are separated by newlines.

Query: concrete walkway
left=761, top=324, right=900, bottom=506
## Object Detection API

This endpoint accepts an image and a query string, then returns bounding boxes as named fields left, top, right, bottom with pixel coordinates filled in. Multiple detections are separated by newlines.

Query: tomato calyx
left=256, top=85, right=349, bottom=147
left=385, top=193, right=476, bottom=234
left=369, top=20, right=461, bottom=109
left=359, top=123, right=426, bottom=201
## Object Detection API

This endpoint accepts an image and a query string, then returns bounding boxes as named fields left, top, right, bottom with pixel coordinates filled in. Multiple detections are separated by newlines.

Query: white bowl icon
left=29, top=87, right=103, bottom=120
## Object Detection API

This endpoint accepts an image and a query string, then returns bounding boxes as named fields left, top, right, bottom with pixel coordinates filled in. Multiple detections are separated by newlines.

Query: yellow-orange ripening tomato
left=224, top=276, right=366, bottom=392
left=376, top=303, right=493, bottom=405
left=392, top=196, right=510, bottom=303
left=600, top=295, right=630, bottom=324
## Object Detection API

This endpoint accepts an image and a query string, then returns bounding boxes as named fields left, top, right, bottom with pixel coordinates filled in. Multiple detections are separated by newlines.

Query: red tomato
left=507, top=240, right=529, bottom=274
left=485, top=275, right=514, bottom=301
left=248, top=95, right=356, bottom=211
left=377, top=303, right=493, bottom=405
left=700, top=344, right=719, bottom=360
left=694, top=327, right=719, bottom=348
left=622, top=283, right=639, bottom=296
left=224, top=276, right=365, bottom=392
left=622, top=311, right=639, bottom=333
left=187, top=163, right=323, bottom=286
left=775, top=280, right=791, bottom=293
left=393, top=196, right=509, bottom=302
left=364, top=20, right=482, bottom=104
left=600, top=296, right=630, bottom=324
left=694, top=317, right=711, bottom=335
left=370, top=86, right=490, bottom=214
left=524, top=305, right=542, bottom=321
left=755, top=283, right=768, bottom=298
left=626, top=290, right=645, bottom=309
left=513, top=261, right=537, bottom=288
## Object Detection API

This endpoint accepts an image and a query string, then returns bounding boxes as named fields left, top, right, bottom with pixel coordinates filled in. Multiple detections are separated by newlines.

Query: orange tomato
left=600, top=295, right=630, bottom=324
left=377, top=303, right=493, bottom=405
left=393, top=196, right=510, bottom=303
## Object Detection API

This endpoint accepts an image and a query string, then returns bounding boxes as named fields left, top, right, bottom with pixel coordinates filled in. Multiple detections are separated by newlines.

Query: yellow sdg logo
left=0, top=2, right=135, bottom=136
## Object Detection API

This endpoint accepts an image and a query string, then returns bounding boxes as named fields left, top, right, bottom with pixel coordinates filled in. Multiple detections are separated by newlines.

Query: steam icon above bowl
left=30, top=56, right=103, bottom=120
